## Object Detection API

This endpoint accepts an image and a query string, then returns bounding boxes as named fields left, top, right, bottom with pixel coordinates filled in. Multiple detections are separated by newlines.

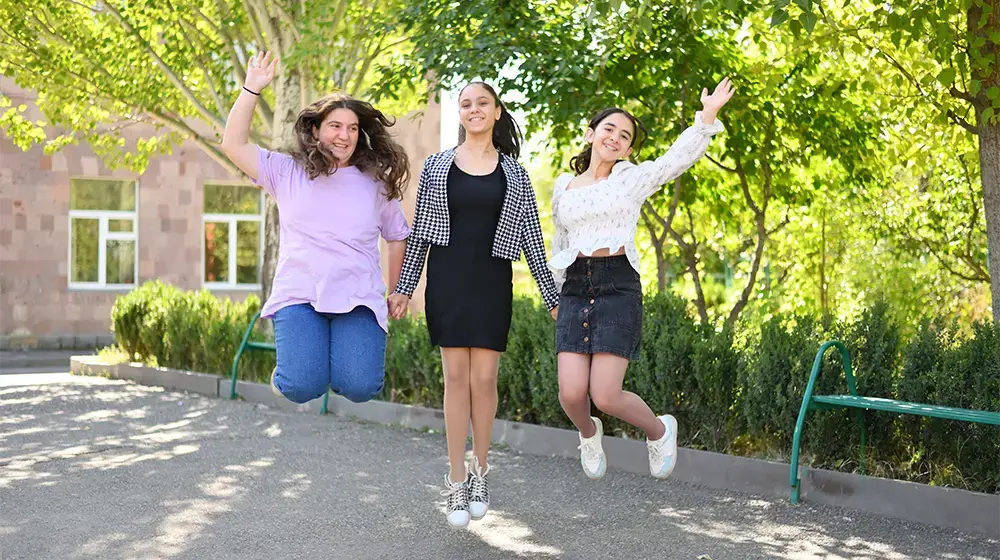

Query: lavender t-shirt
left=254, top=147, right=410, bottom=332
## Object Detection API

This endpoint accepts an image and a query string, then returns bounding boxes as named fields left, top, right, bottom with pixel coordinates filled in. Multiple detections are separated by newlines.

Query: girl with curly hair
left=221, top=51, right=411, bottom=405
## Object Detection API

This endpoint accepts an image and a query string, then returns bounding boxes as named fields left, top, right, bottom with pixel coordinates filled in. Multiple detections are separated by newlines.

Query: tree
left=0, top=0, right=419, bottom=303
left=382, top=0, right=880, bottom=328
left=765, top=0, right=999, bottom=318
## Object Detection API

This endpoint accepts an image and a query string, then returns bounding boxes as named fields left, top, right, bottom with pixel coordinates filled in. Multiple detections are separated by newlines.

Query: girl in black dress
left=389, top=82, right=558, bottom=528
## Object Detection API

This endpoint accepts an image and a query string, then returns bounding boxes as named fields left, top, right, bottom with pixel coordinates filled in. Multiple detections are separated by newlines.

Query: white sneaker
left=647, top=414, right=678, bottom=479
left=270, top=368, right=281, bottom=398
left=441, top=473, right=470, bottom=528
left=468, top=457, right=490, bottom=521
left=578, top=416, right=607, bottom=480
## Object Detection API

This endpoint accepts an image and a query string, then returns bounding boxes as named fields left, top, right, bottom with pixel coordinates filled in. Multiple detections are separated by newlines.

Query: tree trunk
left=979, top=119, right=1000, bottom=320
left=261, top=66, right=302, bottom=306
left=820, top=209, right=828, bottom=314
left=970, top=0, right=999, bottom=320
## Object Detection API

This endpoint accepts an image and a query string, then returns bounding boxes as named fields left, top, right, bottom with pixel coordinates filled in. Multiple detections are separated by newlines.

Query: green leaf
left=970, top=80, right=982, bottom=96
left=937, top=68, right=956, bottom=87
left=987, top=86, right=1000, bottom=100
left=800, top=11, right=818, bottom=33
left=983, top=107, right=995, bottom=123
left=770, top=8, right=789, bottom=27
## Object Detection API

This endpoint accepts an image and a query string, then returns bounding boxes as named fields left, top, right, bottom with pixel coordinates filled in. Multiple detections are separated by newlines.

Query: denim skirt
left=555, top=255, right=642, bottom=361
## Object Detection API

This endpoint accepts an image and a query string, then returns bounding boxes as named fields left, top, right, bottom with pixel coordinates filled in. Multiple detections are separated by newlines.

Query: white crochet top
left=548, top=112, right=725, bottom=290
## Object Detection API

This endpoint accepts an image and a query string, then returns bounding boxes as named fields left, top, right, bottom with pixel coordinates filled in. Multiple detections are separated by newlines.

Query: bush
left=109, top=281, right=999, bottom=493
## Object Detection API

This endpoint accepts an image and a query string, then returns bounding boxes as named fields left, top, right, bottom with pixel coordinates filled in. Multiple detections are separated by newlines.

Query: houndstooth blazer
left=394, top=148, right=559, bottom=310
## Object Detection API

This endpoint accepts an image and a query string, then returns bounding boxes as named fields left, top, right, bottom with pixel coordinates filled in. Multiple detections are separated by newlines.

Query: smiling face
left=585, top=111, right=636, bottom=164
left=458, top=83, right=502, bottom=138
left=313, top=107, right=359, bottom=165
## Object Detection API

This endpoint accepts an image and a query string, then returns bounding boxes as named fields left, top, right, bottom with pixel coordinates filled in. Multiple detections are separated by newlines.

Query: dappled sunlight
left=0, top=379, right=230, bottom=492
left=279, top=473, right=312, bottom=499
left=262, top=423, right=282, bottom=437
left=462, top=508, right=564, bottom=557
left=655, top=505, right=936, bottom=560
left=121, top=457, right=274, bottom=558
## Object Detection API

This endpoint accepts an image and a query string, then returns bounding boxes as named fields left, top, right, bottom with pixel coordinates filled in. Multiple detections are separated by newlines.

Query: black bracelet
left=242, top=86, right=261, bottom=96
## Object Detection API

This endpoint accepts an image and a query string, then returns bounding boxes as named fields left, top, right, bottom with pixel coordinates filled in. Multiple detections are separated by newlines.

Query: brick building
left=0, top=78, right=439, bottom=349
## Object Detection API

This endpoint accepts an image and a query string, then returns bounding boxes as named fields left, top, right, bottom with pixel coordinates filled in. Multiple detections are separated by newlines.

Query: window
left=203, top=183, right=263, bottom=289
left=68, top=178, right=138, bottom=289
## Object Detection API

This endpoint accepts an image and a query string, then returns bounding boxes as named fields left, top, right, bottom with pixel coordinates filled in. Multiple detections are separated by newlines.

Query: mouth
left=468, top=116, right=485, bottom=123
left=602, top=141, right=619, bottom=153
left=331, top=143, right=350, bottom=150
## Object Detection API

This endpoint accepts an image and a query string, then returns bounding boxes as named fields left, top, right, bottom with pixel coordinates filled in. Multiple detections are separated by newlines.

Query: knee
left=338, top=376, right=384, bottom=403
left=444, top=367, right=470, bottom=389
left=590, top=388, right=620, bottom=414
left=470, top=368, right=497, bottom=394
left=559, top=384, right=589, bottom=409
left=274, top=371, right=326, bottom=404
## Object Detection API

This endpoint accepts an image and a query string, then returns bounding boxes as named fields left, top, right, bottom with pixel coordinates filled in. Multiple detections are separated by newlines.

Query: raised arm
left=221, top=51, right=278, bottom=181
left=623, top=77, right=735, bottom=201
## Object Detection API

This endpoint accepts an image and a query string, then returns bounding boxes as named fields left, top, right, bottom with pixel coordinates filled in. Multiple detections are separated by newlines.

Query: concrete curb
left=70, top=357, right=1000, bottom=538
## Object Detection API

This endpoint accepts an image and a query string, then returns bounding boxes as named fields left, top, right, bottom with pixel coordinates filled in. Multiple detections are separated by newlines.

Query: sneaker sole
left=583, top=456, right=607, bottom=480
left=470, top=503, right=488, bottom=520
left=447, top=514, right=471, bottom=528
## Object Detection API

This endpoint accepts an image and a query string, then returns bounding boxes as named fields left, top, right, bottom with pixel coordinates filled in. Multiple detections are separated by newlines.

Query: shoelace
left=647, top=425, right=672, bottom=464
left=440, top=477, right=467, bottom=510
left=578, top=436, right=603, bottom=461
left=469, top=463, right=490, bottom=502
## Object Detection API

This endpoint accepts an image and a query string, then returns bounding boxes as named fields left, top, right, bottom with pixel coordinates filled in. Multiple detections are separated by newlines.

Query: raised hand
left=700, top=77, right=735, bottom=121
left=245, top=51, right=279, bottom=94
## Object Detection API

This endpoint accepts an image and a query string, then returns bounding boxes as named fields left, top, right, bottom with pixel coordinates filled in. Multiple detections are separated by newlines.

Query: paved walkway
left=1, top=373, right=997, bottom=560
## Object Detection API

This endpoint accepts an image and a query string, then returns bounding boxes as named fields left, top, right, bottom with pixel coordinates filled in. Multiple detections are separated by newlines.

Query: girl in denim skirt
left=549, top=77, right=734, bottom=481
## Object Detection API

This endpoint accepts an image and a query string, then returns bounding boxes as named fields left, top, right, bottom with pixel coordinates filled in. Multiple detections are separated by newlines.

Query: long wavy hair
left=569, top=108, right=649, bottom=175
left=457, top=81, right=523, bottom=160
left=291, top=93, right=410, bottom=200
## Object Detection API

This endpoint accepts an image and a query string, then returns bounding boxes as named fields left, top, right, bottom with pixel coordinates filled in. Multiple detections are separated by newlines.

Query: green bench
left=229, top=310, right=330, bottom=414
left=789, top=340, right=1000, bottom=504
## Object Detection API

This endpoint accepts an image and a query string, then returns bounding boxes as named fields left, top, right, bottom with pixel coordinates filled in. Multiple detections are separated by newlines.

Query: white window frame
left=67, top=179, right=139, bottom=291
left=202, top=185, right=264, bottom=291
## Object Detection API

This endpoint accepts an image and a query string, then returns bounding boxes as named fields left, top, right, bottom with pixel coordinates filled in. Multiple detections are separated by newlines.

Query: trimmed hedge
left=111, top=281, right=999, bottom=493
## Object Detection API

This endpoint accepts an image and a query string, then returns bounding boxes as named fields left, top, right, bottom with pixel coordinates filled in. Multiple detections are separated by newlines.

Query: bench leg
left=230, top=311, right=262, bottom=400
left=321, top=391, right=329, bottom=414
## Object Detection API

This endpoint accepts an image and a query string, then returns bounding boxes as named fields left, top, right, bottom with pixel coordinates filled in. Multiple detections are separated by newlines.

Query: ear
left=584, top=127, right=595, bottom=144
left=494, top=105, right=502, bottom=122
left=621, top=145, right=633, bottom=160
left=312, top=125, right=320, bottom=140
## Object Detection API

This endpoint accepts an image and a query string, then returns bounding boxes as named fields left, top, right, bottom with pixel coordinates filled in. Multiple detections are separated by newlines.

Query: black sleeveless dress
left=425, top=163, right=512, bottom=351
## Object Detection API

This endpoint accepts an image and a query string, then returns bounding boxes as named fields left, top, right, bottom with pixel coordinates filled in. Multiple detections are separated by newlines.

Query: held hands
left=388, top=293, right=410, bottom=320
left=245, top=51, right=279, bottom=94
left=550, top=305, right=558, bottom=321
left=700, top=77, right=735, bottom=123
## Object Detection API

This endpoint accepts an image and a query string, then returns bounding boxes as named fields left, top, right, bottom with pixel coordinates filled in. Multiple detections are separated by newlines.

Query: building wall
left=0, top=78, right=438, bottom=344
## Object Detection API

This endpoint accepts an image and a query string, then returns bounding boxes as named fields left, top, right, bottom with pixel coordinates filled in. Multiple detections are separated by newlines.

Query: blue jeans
left=272, top=304, right=386, bottom=404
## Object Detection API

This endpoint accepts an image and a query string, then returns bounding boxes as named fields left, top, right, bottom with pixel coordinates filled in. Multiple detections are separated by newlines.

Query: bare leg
left=441, top=347, right=472, bottom=482
left=469, top=348, right=502, bottom=469
left=558, top=352, right=597, bottom=437
left=588, top=353, right=665, bottom=440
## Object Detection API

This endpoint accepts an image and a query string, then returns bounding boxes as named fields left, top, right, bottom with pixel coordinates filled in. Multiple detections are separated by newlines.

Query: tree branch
left=871, top=42, right=981, bottom=135
left=100, top=0, right=228, bottom=133
left=241, top=0, right=271, bottom=52
left=705, top=153, right=736, bottom=173
left=734, top=159, right=762, bottom=216
left=265, top=0, right=301, bottom=41
left=727, top=209, right=768, bottom=328
left=148, top=110, right=242, bottom=174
